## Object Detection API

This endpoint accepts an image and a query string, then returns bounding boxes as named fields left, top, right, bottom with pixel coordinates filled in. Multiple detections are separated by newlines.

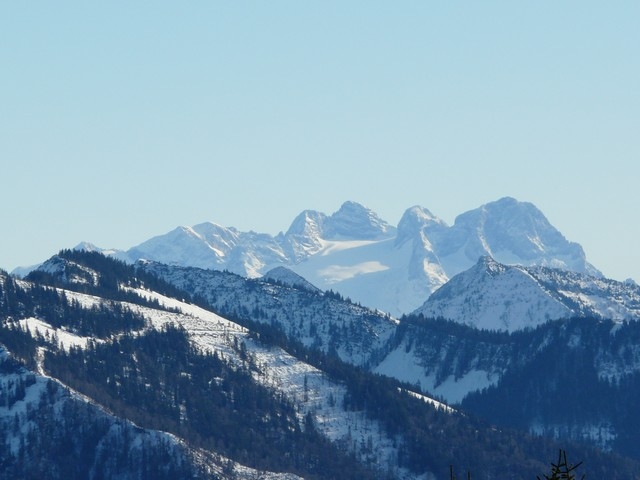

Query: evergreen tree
left=538, top=450, right=585, bottom=480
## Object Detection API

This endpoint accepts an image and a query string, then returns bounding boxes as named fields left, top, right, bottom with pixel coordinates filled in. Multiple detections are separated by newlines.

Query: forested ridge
left=2, top=252, right=640, bottom=478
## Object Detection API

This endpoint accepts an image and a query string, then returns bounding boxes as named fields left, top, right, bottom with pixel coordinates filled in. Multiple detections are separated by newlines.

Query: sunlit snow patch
left=18, top=318, right=95, bottom=351
left=399, top=388, right=455, bottom=414
left=318, top=262, right=389, bottom=283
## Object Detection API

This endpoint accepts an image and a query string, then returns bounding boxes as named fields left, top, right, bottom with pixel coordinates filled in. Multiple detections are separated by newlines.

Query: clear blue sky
left=1, top=2, right=639, bottom=281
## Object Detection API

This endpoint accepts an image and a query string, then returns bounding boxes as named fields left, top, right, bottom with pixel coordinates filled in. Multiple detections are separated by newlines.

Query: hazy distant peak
left=324, top=201, right=395, bottom=240
left=492, top=195, right=519, bottom=207
left=396, top=205, right=447, bottom=245
left=399, top=205, right=445, bottom=227
left=463, top=197, right=551, bottom=231
left=191, top=220, right=239, bottom=233
left=453, top=196, right=534, bottom=227
left=440, top=196, right=599, bottom=276
left=285, top=209, right=327, bottom=238
left=72, top=242, right=125, bottom=261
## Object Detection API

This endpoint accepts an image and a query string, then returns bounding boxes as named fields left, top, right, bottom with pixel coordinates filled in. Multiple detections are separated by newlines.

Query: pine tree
left=537, top=450, right=585, bottom=480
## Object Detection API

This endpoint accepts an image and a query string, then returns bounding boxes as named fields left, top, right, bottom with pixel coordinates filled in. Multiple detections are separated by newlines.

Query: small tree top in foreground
left=537, top=450, right=585, bottom=480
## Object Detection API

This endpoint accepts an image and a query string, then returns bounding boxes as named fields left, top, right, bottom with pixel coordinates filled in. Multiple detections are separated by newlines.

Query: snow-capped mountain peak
left=285, top=209, right=327, bottom=238
left=438, top=197, right=599, bottom=277
left=395, top=205, right=448, bottom=247
left=283, top=209, right=328, bottom=261
left=414, top=255, right=640, bottom=331
left=323, top=201, right=396, bottom=240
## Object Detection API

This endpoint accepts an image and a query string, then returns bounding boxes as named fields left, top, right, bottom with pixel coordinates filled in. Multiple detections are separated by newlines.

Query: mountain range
left=55, top=197, right=599, bottom=317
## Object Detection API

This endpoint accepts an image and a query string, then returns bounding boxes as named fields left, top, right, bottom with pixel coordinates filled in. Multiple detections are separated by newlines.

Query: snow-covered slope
left=414, top=256, right=640, bottom=331
left=0, top=347, right=300, bottom=480
left=414, top=256, right=573, bottom=331
left=140, top=262, right=398, bottom=367
left=128, top=288, right=412, bottom=479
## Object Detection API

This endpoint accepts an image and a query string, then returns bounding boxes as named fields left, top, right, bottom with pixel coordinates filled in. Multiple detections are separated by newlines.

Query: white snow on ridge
left=18, top=318, right=94, bottom=351
left=131, top=287, right=243, bottom=331
left=417, top=261, right=572, bottom=332
left=244, top=338, right=420, bottom=478
left=400, top=388, right=455, bottom=414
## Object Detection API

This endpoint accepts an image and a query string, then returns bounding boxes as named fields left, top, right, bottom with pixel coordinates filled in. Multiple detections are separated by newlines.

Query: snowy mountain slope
left=373, top=320, right=512, bottom=404
left=0, top=347, right=298, bottom=480
left=373, top=341, right=503, bottom=405
left=414, top=256, right=573, bottom=331
left=98, top=197, right=597, bottom=317
left=414, top=256, right=640, bottom=332
left=372, top=312, right=640, bottom=440
left=141, top=257, right=640, bottom=427
left=531, top=267, right=640, bottom=319
left=130, top=288, right=414, bottom=479
left=139, top=261, right=398, bottom=367
left=138, top=261, right=499, bottom=405
left=124, top=222, right=289, bottom=277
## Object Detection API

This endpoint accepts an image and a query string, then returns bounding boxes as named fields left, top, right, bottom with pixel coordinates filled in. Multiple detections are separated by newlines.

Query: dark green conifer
left=538, top=450, right=585, bottom=480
